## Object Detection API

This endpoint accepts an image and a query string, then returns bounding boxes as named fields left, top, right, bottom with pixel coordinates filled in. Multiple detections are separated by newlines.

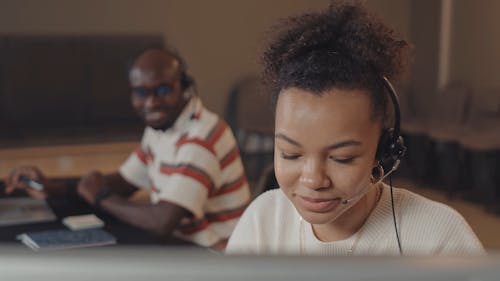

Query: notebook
left=0, top=197, right=57, bottom=226
left=16, top=228, right=117, bottom=251
left=62, top=214, right=105, bottom=230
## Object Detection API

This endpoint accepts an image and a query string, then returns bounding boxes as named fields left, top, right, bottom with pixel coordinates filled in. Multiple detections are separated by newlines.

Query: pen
left=19, top=175, right=44, bottom=191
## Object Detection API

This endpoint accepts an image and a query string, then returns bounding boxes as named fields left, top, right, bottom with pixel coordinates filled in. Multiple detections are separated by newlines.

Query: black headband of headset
left=322, top=51, right=402, bottom=141
left=380, top=76, right=402, bottom=141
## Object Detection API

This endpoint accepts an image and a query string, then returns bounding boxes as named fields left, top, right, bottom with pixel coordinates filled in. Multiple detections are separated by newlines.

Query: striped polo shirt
left=119, top=96, right=250, bottom=249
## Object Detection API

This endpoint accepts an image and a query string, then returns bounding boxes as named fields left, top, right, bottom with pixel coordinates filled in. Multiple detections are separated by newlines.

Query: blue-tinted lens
left=154, top=84, right=172, bottom=97
left=133, top=87, right=149, bottom=98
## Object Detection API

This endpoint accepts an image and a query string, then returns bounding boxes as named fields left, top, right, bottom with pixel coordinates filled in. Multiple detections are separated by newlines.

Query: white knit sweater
left=226, top=184, right=485, bottom=256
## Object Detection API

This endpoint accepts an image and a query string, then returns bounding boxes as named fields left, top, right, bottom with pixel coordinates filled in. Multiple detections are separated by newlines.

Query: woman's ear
left=371, top=162, right=384, bottom=183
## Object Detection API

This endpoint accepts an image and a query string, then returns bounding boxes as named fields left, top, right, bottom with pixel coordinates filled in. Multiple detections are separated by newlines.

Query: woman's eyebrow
left=326, top=140, right=362, bottom=150
left=276, top=133, right=361, bottom=150
left=275, top=133, right=302, bottom=147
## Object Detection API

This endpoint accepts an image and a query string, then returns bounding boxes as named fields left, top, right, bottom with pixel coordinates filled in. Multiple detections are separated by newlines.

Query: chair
left=458, top=90, right=500, bottom=210
left=398, top=84, right=433, bottom=182
left=400, top=82, right=471, bottom=189
left=252, top=163, right=279, bottom=199
left=425, top=83, right=472, bottom=196
left=224, top=77, right=275, bottom=195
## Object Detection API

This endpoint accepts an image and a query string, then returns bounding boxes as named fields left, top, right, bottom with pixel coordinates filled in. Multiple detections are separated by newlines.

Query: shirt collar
left=170, top=96, right=203, bottom=132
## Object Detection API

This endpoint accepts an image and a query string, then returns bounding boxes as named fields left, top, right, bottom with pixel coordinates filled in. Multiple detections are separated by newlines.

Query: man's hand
left=77, top=171, right=108, bottom=205
left=4, top=166, right=49, bottom=199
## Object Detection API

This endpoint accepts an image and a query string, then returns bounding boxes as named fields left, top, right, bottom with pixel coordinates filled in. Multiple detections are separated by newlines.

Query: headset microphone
left=341, top=189, right=370, bottom=205
left=340, top=159, right=402, bottom=205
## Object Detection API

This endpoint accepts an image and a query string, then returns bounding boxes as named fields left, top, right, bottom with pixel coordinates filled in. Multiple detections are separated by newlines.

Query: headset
left=341, top=76, right=407, bottom=255
left=376, top=76, right=407, bottom=255
left=179, top=68, right=194, bottom=91
left=375, top=76, right=407, bottom=178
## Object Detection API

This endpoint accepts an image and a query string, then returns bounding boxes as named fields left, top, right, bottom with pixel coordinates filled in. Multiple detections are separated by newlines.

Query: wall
left=0, top=0, right=411, bottom=116
left=449, top=0, right=500, bottom=95
left=0, top=0, right=333, bottom=115
left=408, top=0, right=442, bottom=117
left=365, top=0, right=411, bottom=40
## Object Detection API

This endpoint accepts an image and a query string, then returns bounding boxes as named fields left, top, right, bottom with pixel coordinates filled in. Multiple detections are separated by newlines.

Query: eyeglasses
left=132, top=84, right=173, bottom=99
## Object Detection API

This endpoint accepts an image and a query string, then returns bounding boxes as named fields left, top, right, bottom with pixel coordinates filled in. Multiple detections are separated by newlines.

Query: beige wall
left=0, top=0, right=333, bottom=115
left=450, top=0, right=500, bottom=94
left=0, top=0, right=169, bottom=34
left=0, top=0, right=411, bottom=115
left=365, top=0, right=411, bottom=40
left=407, top=0, right=442, bottom=117
left=161, top=0, right=335, bottom=114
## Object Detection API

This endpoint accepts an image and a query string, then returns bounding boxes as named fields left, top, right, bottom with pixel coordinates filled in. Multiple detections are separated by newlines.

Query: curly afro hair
left=262, top=0, right=410, bottom=124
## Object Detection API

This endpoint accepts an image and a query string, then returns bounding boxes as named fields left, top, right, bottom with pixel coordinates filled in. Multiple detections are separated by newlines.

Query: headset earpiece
left=180, top=71, right=193, bottom=90
left=376, top=128, right=407, bottom=175
left=373, top=76, right=407, bottom=176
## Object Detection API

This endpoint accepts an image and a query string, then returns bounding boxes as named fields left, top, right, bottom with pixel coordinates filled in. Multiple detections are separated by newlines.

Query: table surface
left=0, top=180, right=187, bottom=247
left=0, top=141, right=137, bottom=179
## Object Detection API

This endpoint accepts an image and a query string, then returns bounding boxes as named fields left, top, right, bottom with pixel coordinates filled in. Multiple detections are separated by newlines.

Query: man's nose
left=144, top=93, right=161, bottom=108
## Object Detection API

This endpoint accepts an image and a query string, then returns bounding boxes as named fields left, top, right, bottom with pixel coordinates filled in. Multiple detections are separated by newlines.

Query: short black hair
left=126, top=46, right=194, bottom=90
left=262, top=0, right=410, bottom=125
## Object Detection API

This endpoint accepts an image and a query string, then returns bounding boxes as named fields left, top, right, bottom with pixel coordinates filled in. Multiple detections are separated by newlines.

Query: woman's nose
left=299, top=159, right=331, bottom=190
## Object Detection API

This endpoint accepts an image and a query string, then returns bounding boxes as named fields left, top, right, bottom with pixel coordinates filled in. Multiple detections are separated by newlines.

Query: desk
left=0, top=142, right=179, bottom=246
left=0, top=181, right=188, bottom=246
left=0, top=141, right=137, bottom=178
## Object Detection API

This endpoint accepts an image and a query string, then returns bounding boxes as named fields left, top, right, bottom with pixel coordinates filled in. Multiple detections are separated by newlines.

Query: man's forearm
left=99, top=195, right=188, bottom=236
left=103, top=173, right=139, bottom=198
left=44, top=179, right=78, bottom=198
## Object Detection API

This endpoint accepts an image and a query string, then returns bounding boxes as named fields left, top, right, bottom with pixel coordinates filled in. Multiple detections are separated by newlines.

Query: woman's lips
left=296, top=195, right=341, bottom=213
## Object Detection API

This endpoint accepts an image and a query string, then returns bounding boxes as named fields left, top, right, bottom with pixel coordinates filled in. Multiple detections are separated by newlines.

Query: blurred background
left=0, top=0, right=499, bottom=249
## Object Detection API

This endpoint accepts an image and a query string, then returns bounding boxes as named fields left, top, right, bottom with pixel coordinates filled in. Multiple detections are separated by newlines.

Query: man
left=5, top=48, right=250, bottom=249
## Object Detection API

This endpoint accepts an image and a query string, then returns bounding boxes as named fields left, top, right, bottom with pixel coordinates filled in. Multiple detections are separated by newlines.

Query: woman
left=226, top=1, right=484, bottom=256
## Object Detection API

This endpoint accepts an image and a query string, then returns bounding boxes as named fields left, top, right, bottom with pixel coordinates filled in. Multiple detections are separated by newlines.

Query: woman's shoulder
left=392, top=186, right=469, bottom=226
left=239, top=188, right=300, bottom=229
left=226, top=188, right=301, bottom=254
left=389, top=185, right=484, bottom=255
left=395, top=187, right=453, bottom=210
left=247, top=188, right=296, bottom=214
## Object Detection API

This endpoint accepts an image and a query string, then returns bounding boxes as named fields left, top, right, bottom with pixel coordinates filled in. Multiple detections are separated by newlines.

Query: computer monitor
left=0, top=246, right=499, bottom=281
